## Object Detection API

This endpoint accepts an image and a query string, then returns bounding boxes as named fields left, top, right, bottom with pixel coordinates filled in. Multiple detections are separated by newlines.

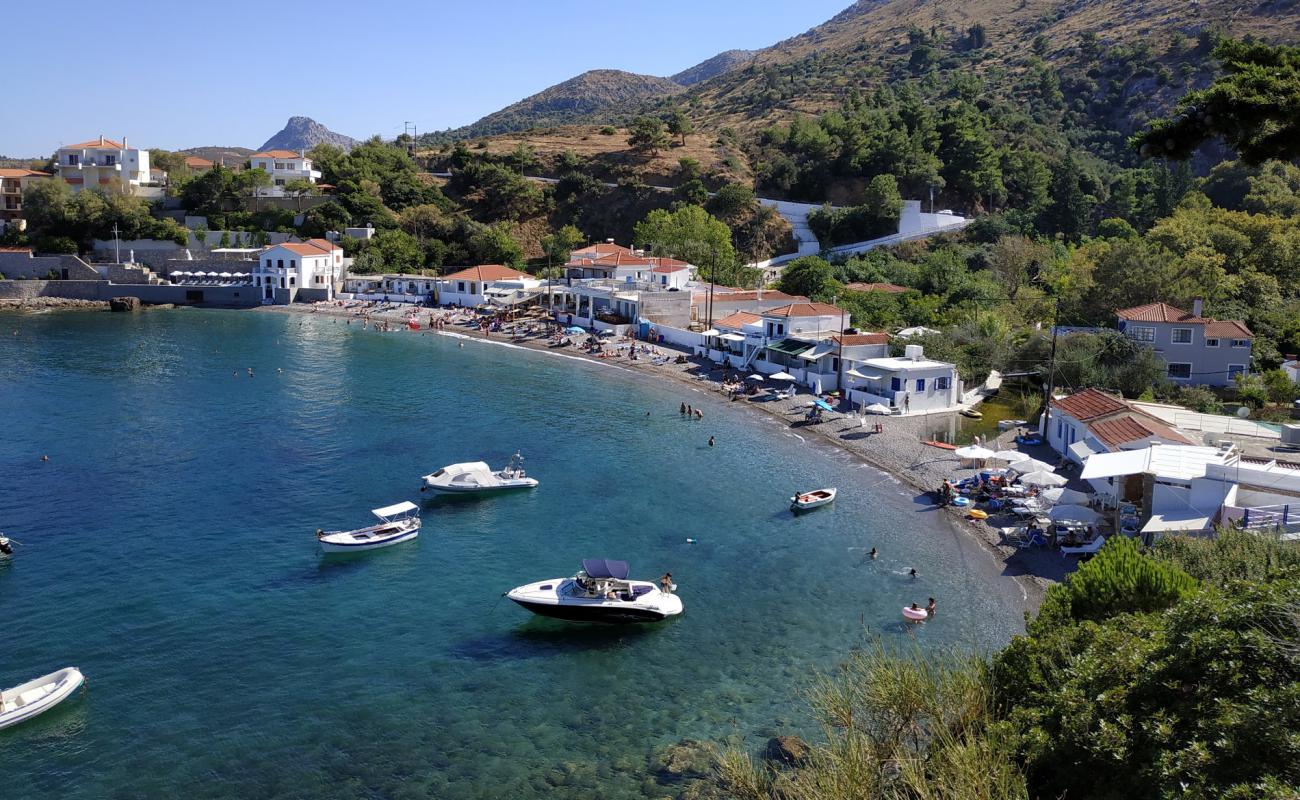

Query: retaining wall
left=0, top=279, right=260, bottom=307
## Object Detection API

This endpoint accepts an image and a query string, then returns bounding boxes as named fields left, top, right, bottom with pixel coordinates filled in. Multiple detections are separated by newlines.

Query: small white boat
left=0, top=533, right=12, bottom=558
left=421, top=452, right=539, bottom=494
left=507, top=559, right=683, bottom=624
left=317, top=502, right=421, bottom=553
left=997, top=419, right=1028, bottom=431
left=0, top=667, right=84, bottom=730
left=791, top=487, right=837, bottom=512
left=959, top=408, right=983, bottom=419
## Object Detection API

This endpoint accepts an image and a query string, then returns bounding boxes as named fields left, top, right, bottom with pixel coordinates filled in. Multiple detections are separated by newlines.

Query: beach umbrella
left=954, top=445, right=996, bottom=460
left=769, top=371, right=796, bottom=381
left=1019, top=470, right=1068, bottom=487
left=219, top=272, right=233, bottom=278
left=991, top=450, right=1030, bottom=463
left=1048, top=504, right=1101, bottom=524
left=192, top=271, right=207, bottom=277
left=746, top=373, right=766, bottom=381
left=1011, top=458, right=1056, bottom=474
left=864, top=403, right=891, bottom=415
left=1040, top=487, right=1090, bottom=506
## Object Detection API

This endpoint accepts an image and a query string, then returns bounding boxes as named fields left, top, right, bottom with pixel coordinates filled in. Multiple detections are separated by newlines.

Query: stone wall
left=0, top=252, right=101, bottom=280
left=0, top=279, right=260, bottom=307
left=0, top=280, right=106, bottom=301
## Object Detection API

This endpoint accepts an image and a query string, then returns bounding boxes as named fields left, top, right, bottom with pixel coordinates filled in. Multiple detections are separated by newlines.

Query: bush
left=1035, top=536, right=1198, bottom=626
left=599, top=126, right=617, bottom=136
left=1235, top=372, right=1269, bottom=408
left=1176, top=384, right=1222, bottom=413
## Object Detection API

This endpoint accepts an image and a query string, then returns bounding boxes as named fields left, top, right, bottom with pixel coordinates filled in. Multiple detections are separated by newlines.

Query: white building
left=1045, top=388, right=1194, bottom=464
left=1283, top=359, right=1300, bottom=385
left=248, top=150, right=322, bottom=197
left=437, top=265, right=538, bottom=307
left=845, top=344, right=962, bottom=414
left=54, top=136, right=152, bottom=195
left=0, top=168, right=52, bottom=230
left=253, top=239, right=343, bottom=304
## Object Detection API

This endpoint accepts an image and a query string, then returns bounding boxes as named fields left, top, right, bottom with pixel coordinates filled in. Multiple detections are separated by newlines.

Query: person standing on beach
left=904, top=395, right=910, bottom=413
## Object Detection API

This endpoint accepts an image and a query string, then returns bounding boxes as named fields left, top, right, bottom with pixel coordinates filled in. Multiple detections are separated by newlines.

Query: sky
left=4, top=0, right=853, bottom=157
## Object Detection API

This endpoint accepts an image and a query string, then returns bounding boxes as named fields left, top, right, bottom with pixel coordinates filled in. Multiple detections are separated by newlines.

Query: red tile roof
left=763, top=302, right=845, bottom=318
left=1051, top=388, right=1129, bottom=422
left=844, top=282, right=910, bottom=293
left=570, top=243, right=634, bottom=259
left=711, top=290, right=805, bottom=303
left=0, top=247, right=33, bottom=253
left=1089, top=414, right=1193, bottom=448
left=64, top=136, right=125, bottom=149
left=1117, top=301, right=1252, bottom=337
left=439, top=264, right=533, bottom=282
left=713, top=311, right=762, bottom=329
left=651, top=263, right=690, bottom=273
left=0, top=168, right=50, bottom=178
left=833, top=332, right=891, bottom=346
left=250, top=150, right=305, bottom=159
left=184, top=156, right=214, bottom=168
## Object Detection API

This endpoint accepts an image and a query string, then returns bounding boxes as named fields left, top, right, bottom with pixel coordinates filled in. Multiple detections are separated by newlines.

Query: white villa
left=845, top=344, right=963, bottom=414
left=54, top=136, right=153, bottom=195
left=0, top=168, right=52, bottom=230
left=253, top=239, right=343, bottom=304
left=437, top=265, right=539, bottom=307
left=248, top=150, right=322, bottom=197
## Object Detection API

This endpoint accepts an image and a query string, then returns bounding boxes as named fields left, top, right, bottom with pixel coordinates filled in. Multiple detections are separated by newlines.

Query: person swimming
left=909, top=568, right=918, bottom=578
left=869, top=547, right=878, bottom=559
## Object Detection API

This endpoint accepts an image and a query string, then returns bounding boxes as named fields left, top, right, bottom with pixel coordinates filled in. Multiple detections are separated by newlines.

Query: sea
left=0, top=308, right=1025, bottom=798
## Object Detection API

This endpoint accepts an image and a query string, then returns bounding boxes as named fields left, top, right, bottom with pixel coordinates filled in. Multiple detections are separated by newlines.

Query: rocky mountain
left=259, top=116, right=358, bottom=153
left=446, top=70, right=685, bottom=140
left=670, top=49, right=756, bottom=86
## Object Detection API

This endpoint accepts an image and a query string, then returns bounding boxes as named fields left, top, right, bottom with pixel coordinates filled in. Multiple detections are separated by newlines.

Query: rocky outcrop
left=763, top=735, right=810, bottom=766
left=654, top=738, right=715, bottom=778
left=260, top=116, right=358, bottom=153
left=110, top=296, right=141, bottom=312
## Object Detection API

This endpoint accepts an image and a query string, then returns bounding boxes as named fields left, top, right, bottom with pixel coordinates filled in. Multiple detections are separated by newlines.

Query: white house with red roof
left=54, top=135, right=152, bottom=195
left=436, top=264, right=539, bottom=308
left=253, top=239, right=343, bottom=303
left=248, top=149, right=321, bottom=197
left=1116, top=300, right=1253, bottom=387
left=0, top=168, right=52, bottom=229
left=1045, top=387, right=1194, bottom=465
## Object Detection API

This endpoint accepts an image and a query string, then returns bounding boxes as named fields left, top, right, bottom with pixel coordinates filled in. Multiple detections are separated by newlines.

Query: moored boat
left=959, top=408, right=983, bottom=419
left=0, top=667, right=84, bottom=730
left=506, top=559, right=683, bottom=623
left=997, top=418, right=1028, bottom=431
left=791, top=487, right=837, bottom=512
left=421, top=452, right=539, bottom=494
left=0, top=533, right=12, bottom=558
left=317, top=502, right=421, bottom=553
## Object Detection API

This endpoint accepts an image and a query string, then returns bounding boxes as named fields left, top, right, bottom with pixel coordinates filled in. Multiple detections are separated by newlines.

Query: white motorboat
left=791, top=487, right=837, bottom=512
left=0, top=667, right=84, bottom=730
left=421, top=452, right=539, bottom=494
left=317, top=502, right=421, bottom=553
left=0, top=533, right=12, bottom=558
left=507, top=559, right=683, bottom=624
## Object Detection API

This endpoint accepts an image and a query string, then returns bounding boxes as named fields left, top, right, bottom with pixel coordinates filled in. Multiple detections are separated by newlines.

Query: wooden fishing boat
left=791, top=488, right=837, bottom=512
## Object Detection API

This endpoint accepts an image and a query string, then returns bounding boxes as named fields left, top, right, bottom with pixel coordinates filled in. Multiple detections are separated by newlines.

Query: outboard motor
left=0, top=538, right=12, bottom=556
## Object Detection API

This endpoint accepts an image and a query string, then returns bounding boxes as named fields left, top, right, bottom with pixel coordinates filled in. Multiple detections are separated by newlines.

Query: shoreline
left=265, top=302, right=1058, bottom=611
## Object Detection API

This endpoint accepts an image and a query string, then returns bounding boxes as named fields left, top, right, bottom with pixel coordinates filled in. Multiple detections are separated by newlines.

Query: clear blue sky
left=5, top=0, right=852, bottom=157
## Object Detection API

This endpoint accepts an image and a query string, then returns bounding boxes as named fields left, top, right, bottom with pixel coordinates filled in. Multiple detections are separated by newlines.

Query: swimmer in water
left=708, top=436, right=715, bottom=447
left=909, top=568, right=918, bottom=578
left=869, top=547, right=877, bottom=559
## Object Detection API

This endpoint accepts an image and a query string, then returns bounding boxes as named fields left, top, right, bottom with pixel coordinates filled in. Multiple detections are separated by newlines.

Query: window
left=276, top=259, right=284, bottom=269
left=1167, top=363, right=1192, bottom=380
left=890, top=377, right=902, bottom=391
left=1171, top=328, right=1193, bottom=344
left=777, top=323, right=785, bottom=336
left=1228, top=364, right=1247, bottom=378
left=935, top=376, right=950, bottom=390
left=1056, top=420, right=1063, bottom=440
left=1205, top=338, right=1219, bottom=348
left=289, top=276, right=295, bottom=287
left=1127, top=326, right=1156, bottom=342
left=104, top=155, right=115, bottom=166
left=289, top=260, right=296, bottom=269
left=1232, top=339, right=1250, bottom=348
left=67, top=154, right=79, bottom=165
left=915, top=378, right=926, bottom=391
left=457, top=281, right=466, bottom=292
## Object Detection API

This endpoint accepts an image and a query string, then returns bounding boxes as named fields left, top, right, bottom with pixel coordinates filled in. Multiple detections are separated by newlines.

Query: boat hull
left=422, top=480, right=537, bottom=495
left=0, top=667, right=83, bottom=731
left=319, top=527, right=419, bottom=553
left=508, top=597, right=672, bottom=623
left=506, top=578, right=683, bottom=624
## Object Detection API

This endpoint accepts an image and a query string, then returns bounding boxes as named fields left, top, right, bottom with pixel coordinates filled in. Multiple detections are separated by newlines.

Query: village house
left=253, top=239, right=343, bottom=304
left=184, top=156, right=215, bottom=173
left=845, top=344, right=963, bottom=414
left=1116, top=300, right=1253, bottom=387
left=342, top=274, right=438, bottom=303
left=1045, top=388, right=1194, bottom=464
left=54, top=136, right=153, bottom=196
left=437, top=264, right=538, bottom=308
left=0, top=168, right=52, bottom=230
left=247, top=150, right=322, bottom=197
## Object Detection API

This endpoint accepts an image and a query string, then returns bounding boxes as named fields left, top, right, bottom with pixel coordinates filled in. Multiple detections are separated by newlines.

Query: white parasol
left=991, top=450, right=1030, bottom=463
left=1048, top=504, right=1101, bottom=524
left=954, top=445, right=996, bottom=460
left=1019, top=471, right=1068, bottom=487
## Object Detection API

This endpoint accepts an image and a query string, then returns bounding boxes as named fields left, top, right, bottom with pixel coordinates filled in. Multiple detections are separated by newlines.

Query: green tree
left=633, top=205, right=735, bottom=280
left=706, top=183, right=757, bottom=224
left=777, top=256, right=834, bottom=299
left=1039, top=154, right=1095, bottom=239
left=627, top=116, right=670, bottom=156
left=666, top=110, right=694, bottom=146
left=1134, top=39, right=1300, bottom=163
left=1263, top=368, right=1300, bottom=403
left=467, top=222, right=524, bottom=267
left=540, top=224, right=584, bottom=266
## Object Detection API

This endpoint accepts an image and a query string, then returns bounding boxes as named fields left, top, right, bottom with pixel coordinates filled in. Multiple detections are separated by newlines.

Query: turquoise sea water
left=0, top=309, right=1024, bottom=798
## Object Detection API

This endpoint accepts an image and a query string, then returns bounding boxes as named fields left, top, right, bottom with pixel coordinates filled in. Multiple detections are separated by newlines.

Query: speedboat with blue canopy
left=506, top=558, right=683, bottom=623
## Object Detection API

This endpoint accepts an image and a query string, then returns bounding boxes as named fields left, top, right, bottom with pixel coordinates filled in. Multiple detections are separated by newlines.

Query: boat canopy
left=581, top=558, right=630, bottom=580
left=372, top=501, right=419, bottom=519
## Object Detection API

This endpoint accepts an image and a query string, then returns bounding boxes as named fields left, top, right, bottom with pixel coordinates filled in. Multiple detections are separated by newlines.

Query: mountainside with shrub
left=670, top=49, right=756, bottom=86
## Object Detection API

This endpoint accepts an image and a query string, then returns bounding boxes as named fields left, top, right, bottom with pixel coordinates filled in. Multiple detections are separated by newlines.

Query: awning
left=797, top=343, right=836, bottom=361
left=719, top=333, right=745, bottom=342
left=847, top=369, right=882, bottom=380
left=700, top=329, right=721, bottom=336
left=1080, top=449, right=1150, bottom=480
left=767, top=339, right=814, bottom=356
left=581, top=558, right=630, bottom=580
left=372, top=501, right=419, bottom=519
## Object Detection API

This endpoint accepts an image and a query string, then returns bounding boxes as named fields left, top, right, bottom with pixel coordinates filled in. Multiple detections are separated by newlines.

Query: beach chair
left=1061, top=535, right=1105, bottom=557
left=999, top=526, right=1030, bottom=548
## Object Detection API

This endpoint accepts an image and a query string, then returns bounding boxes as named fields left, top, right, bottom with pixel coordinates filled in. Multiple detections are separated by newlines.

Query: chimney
left=99, top=135, right=105, bottom=146
left=1192, top=298, right=1203, bottom=317
left=122, top=136, right=128, bottom=149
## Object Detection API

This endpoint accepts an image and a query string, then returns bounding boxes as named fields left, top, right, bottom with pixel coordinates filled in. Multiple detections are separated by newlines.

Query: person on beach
left=926, top=598, right=936, bottom=618
left=660, top=572, right=673, bottom=594
left=708, top=436, right=715, bottom=447
left=904, top=395, right=910, bottom=413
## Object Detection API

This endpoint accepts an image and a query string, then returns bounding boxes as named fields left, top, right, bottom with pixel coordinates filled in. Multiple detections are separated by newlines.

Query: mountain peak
left=260, top=117, right=358, bottom=153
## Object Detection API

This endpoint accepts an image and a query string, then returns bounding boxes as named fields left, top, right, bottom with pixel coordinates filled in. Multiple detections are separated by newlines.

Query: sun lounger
left=1060, top=535, right=1105, bottom=557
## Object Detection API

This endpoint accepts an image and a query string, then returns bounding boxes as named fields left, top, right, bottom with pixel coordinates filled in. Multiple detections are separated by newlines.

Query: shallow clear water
left=0, top=309, right=1025, bottom=798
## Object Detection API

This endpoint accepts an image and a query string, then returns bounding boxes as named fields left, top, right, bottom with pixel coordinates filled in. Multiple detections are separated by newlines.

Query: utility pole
left=1041, top=295, right=1061, bottom=443
left=112, top=223, right=121, bottom=265
left=834, top=295, right=846, bottom=401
